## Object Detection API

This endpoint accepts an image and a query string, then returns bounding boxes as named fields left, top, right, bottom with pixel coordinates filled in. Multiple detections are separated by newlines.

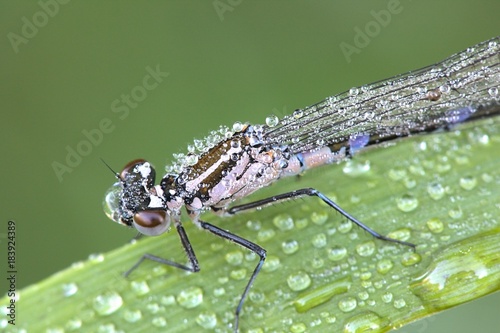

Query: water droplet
left=376, top=258, right=393, bottom=275
left=257, top=228, right=276, bottom=242
left=93, top=291, right=123, bottom=315
left=396, top=194, right=419, bottom=212
left=123, top=309, right=142, bottom=323
left=349, top=87, right=359, bottom=96
left=290, top=322, right=307, bottom=333
left=401, top=252, right=422, bottom=266
left=448, top=206, right=463, bottom=219
left=225, top=250, right=244, bottom=266
left=358, top=291, right=369, bottom=301
left=439, top=84, right=450, bottom=93
left=232, top=121, right=244, bottom=132
left=177, top=286, right=203, bottom=309
left=427, top=182, right=445, bottom=200
left=386, top=228, right=411, bottom=242
left=327, top=246, right=347, bottom=261
left=382, top=292, right=393, bottom=303
left=338, top=296, right=357, bottom=312
left=62, top=283, right=78, bottom=297
left=130, top=280, right=150, bottom=296
left=230, top=268, right=247, bottom=280
left=356, top=241, right=375, bottom=257
left=262, top=255, right=280, bottom=272
left=246, top=220, right=261, bottom=231
left=287, top=271, right=312, bottom=291
left=426, top=217, right=444, bottom=233
left=185, top=154, right=198, bottom=166
left=196, top=311, right=217, bottom=329
left=65, top=318, right=82, bottom=330
left=273, top=214, right=294, bottom=231
left=96, top=323, right=116, bottom=333
left=393, top=298, right=406, bottom=309
left=388, top=168, right=407, bottom=181
left=482, top=173, right=493, bottom=183
left=488, top=87, right=498, bottom=97
left=282, top=239, right=299, bottom=254
left=311, top=257, right=324, bottom=269
left=338, top=220, right=353, bottom=233
left=343, top=311, right=387, bottom=333
left=88, top=253, right=104, bottom=262
left=146, top=302, right=161, bottom=313
left=265, top=115, right=279, bottom=127
left=343, top=160, right=370, bottom=176
left=293, top=109, right=304, bottom=119
left=311, top=233, right=327, bottom=248
left=152, top=316, right=167, bottom=327
left=459, top=176, right=477, bottom=190
left=311, top=211, right=328, bottom=225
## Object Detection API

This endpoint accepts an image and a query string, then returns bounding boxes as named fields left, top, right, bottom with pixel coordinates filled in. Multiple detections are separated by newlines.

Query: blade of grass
left=2, top=117, right=500, bottom=333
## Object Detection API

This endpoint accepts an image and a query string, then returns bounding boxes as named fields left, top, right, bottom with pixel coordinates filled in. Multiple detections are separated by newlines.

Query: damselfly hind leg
left=228, top=187, right=416, bottom=249
left=199, top=220, right=266, bottom=332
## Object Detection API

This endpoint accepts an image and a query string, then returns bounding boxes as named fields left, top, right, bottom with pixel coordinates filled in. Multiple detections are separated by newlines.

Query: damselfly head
left=103, top=159, right=171, bottom=236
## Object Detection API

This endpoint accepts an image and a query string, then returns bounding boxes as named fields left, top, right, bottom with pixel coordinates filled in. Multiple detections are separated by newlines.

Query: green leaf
left=2, top=117, right=500, bottom=333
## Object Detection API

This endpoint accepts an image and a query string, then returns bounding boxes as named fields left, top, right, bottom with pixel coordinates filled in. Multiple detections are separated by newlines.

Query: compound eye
left=133, top=210, right=170, bottom=236
left=120, top=159, right=148, bottom=179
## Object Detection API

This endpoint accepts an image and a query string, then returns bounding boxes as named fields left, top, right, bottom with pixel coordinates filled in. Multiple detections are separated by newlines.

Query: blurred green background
left=1, top=1, right=498, bottom=332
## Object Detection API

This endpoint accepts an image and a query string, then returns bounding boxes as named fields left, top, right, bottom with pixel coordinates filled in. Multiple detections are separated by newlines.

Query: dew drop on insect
left=349, top=87, right=359, bottom=96
left=293, top=109, right=304, bottom=119
left=265, top=115, right=279, bottom=127
left=488, top=87, right=498, bottom=97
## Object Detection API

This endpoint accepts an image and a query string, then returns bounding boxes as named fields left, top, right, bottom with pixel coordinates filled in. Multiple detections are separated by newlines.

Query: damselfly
left=103, top=36, right=499, bottom=332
